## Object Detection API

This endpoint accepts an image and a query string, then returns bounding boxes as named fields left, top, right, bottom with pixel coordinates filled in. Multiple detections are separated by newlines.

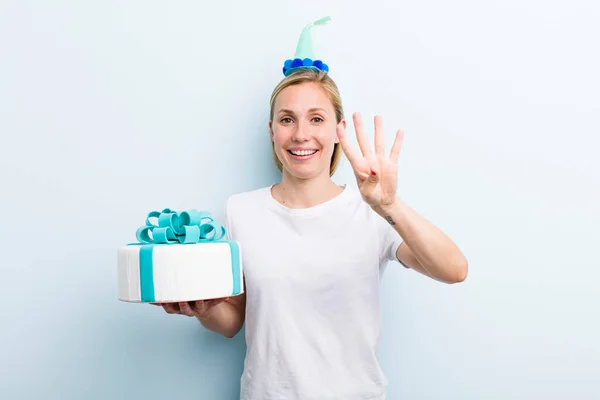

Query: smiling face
left=270, top=81, right=342, bottom=180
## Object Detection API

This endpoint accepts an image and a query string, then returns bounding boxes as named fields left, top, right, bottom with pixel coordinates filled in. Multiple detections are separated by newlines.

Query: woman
left=157, top=68, right=468, bottom=399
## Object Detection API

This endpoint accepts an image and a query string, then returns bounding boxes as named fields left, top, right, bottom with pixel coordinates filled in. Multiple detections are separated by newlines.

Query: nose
left=291, top=120, right=311, bottom=142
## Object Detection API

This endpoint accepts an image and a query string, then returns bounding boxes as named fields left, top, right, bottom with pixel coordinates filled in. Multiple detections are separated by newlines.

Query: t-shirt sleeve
left=376, top=212, right=404, bottom=265
left=223, top=196, right=235, bottom=241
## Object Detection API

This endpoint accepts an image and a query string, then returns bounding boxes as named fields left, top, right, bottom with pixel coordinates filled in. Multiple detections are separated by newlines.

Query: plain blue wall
left=2, top=1, right=599, bottom=399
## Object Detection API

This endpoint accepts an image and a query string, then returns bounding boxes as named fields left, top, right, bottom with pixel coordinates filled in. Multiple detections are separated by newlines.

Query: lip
left=288, top=147, right=318, bottom=151
left=287, top=149, right=319, bottom=161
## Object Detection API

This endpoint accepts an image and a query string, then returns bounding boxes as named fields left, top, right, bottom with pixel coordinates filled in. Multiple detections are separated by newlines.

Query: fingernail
left=371, top=169, right=377, bottom=176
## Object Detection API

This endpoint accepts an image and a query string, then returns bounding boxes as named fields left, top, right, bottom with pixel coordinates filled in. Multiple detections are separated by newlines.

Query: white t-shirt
left=225, top=184, right=403, bottom=400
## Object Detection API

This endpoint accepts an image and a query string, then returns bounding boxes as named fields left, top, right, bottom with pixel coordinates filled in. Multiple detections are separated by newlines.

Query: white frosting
left=117, top=242, right=243, bottom=302
left=117, top=248, right=141, bottom=300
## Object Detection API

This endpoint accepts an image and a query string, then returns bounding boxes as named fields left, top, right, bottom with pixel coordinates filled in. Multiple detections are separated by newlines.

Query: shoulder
left=223, top=185, right=273, bottom=241
left=225, top=185, right=272, bottom=215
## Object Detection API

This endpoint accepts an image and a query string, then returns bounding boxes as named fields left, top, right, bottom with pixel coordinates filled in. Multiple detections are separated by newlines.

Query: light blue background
left=1, top=1, right=599, bottom=399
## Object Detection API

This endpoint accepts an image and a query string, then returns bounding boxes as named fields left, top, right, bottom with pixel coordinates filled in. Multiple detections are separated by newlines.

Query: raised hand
left=337, top=112, right=404, bottom=208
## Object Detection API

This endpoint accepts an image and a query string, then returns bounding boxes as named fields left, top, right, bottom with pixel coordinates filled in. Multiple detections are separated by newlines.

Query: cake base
left=117, top=241, right=243, bottom=303
left=119, top=292, right=244, bottom=304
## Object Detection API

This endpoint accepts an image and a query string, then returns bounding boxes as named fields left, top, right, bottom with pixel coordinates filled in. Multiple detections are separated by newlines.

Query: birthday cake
left=117, top=208, right=243, bottom=303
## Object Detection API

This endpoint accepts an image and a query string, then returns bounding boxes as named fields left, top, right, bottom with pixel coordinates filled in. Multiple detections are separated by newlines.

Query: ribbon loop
left=180, top=225, right=200, bottom=244
left=135, top=209, right=226, bottom=245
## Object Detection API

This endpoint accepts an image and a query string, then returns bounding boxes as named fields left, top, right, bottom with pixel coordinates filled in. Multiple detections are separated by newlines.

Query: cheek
left=272, top=129, right=287, bottom=146
left=272, top=129, right=292, bottom=155
left=317, top=128, right=337, bottom=148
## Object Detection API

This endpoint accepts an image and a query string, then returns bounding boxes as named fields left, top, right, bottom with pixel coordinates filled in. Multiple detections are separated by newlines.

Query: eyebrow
left=277, top=108, right=327, bottom=115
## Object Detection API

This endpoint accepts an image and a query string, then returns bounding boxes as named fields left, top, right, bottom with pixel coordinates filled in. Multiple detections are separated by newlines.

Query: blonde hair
left=269, top=69, right=344, bottom=177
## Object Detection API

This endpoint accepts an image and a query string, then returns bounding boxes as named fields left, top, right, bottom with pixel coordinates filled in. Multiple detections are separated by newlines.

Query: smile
left=287, top=149, right=318, bottom=160
left=289, top=149, right=317, bottom=156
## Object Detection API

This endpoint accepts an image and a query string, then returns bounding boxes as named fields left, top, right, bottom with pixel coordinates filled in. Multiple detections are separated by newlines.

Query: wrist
left=372, top=197, right=401, bottom=217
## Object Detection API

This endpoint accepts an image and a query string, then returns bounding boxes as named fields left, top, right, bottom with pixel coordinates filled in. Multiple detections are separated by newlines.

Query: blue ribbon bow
left=135, top=208, right=226, bottom=244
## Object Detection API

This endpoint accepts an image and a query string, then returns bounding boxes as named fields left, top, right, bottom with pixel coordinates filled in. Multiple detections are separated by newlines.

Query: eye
left=280, top=117, right=293, bottom=124
left=312, top=117, right=324, bottom=123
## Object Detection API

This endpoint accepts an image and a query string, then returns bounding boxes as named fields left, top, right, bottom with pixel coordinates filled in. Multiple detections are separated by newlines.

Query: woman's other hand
left=337, top=112, right=404, bottom=209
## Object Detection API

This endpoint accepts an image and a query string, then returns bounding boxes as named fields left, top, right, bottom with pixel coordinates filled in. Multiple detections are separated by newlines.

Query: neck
left=273, top=170, right=343, bottom=209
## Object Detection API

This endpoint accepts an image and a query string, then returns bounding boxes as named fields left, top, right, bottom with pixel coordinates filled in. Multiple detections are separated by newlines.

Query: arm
left=196, top=292, right=246, bottom=338
left=197, top=197, right=246, bottom=338
left=336, top=113, right=468, bottom=284
left=163, top=277, right=247, bottom=338
left=374, top=199, right=468, bottom=284
left=160, top=200, right=247, bottom=338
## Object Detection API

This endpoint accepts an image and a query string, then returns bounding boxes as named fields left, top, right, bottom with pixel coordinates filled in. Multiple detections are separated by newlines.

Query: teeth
left=290, top=150, right=317, bottom=156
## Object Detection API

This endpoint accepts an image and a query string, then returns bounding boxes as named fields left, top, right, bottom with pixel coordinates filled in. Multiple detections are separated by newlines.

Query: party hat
left=282, top=16, right=331, bottom=76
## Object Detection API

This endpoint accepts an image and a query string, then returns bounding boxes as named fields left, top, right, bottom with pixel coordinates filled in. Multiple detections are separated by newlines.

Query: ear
left=335, top=119, right=346, bottom=144
left=269, top=120, right=274, bottom=142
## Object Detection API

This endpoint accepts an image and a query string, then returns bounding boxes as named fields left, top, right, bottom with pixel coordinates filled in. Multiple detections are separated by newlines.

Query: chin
left=285, top=164, right=328, bottom=180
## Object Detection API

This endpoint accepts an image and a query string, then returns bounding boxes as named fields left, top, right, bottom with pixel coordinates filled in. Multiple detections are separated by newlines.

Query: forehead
left=275, top=82, right=333, bottom=113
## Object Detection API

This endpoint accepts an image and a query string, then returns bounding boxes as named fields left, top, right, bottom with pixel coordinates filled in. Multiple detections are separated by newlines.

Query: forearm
left=374, top=197, right=468, bottom=283
left=197, top=301, right=244, bottom=338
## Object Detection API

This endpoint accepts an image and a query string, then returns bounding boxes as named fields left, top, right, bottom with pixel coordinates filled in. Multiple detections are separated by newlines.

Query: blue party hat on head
left=282, top=16, right=331, bottom=76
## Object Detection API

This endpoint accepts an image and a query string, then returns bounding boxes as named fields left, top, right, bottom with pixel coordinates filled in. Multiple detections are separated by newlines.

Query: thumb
left=360, top=166, right=379, bottom=201
left=367, top=168, right=379, bottom=184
